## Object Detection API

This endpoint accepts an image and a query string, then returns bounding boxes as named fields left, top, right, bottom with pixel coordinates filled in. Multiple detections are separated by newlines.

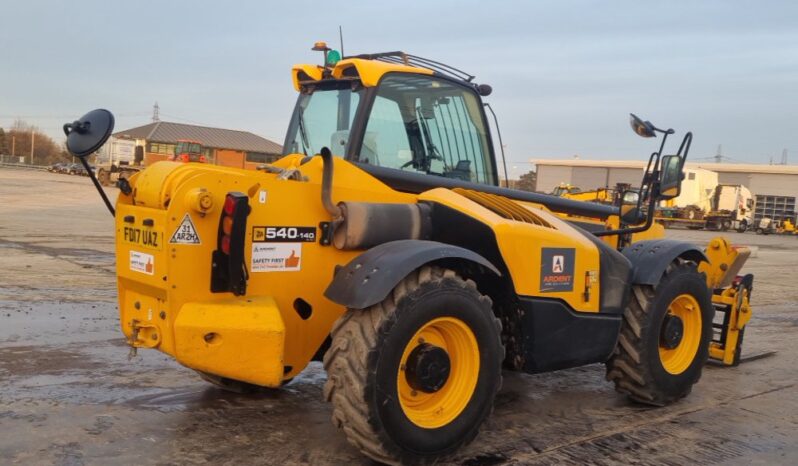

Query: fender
left=324, top=239, right=501, bottom=309
left=622, top=239, right=708, bottom=285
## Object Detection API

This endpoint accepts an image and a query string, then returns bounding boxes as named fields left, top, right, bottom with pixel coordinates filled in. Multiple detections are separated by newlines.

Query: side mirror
left=659, top=154, right=683, bottom=200
left=620, top=190, right=645, bottom=225
left=629, top=113, right=656, bottom=138
left=64, top=109, right=115, bottom=158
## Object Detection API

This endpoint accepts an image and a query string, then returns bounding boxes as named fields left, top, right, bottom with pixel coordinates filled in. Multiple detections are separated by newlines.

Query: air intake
left=452, top=188, right=554, bottom=228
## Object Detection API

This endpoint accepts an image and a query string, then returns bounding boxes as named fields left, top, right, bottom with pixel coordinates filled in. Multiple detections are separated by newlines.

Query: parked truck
left=704, top=184, right=754, bottom=232
left=656, top=167, right=717, bottom=228
left=95, top=137, right=143, bottom=186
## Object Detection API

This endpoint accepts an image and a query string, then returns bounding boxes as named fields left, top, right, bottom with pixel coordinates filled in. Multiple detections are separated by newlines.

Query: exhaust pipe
left=318, top=147, right=431, bottom=250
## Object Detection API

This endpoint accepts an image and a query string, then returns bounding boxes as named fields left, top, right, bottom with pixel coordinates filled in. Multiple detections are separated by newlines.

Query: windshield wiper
left=297, top=105, right=311, bottom=156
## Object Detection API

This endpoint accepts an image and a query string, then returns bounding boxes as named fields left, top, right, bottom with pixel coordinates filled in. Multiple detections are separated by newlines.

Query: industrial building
left=533, top=159, right=798, bottom=223
left=113, top=121, right=283, bottom=170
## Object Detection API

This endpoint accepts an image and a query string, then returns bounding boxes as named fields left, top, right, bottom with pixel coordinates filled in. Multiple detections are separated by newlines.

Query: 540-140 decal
left=252, top=226, right=316, bottom=243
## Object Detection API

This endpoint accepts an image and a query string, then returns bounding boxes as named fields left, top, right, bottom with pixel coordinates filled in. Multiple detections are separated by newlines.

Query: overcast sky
left=2, top=0, right=796, bottom=175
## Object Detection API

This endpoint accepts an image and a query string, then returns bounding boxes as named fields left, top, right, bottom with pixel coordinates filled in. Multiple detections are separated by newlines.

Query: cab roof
left=291, top=52, right=476, bottom=91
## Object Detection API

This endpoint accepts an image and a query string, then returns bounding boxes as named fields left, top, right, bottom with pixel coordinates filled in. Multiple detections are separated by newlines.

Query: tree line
left=0, top=120, right=71, bottom=165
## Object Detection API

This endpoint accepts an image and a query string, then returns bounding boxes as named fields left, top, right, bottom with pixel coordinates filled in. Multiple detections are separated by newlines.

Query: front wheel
left=606, top=262, right=713, bottom=406
left=323, top=266, right=503, bottom=465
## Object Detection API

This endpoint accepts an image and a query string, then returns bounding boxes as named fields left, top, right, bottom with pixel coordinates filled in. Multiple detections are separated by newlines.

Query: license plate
left=122, top=226, right=163, bottom=251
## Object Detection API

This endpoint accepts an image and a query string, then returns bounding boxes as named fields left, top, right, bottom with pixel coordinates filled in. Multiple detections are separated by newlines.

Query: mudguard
left=622, top=239, right=708, bottom=285
left=324, top=239, right=501, bottom=309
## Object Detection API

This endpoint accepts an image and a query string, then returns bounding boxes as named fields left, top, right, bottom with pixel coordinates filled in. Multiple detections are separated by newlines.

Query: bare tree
left=6, top=120, right=67, bottom=165
left=516, top=170, right=537, bottom=192
left=0, top=128, right=7, bottom=155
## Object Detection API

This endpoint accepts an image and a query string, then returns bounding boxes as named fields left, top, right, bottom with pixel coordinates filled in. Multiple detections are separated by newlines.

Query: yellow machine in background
left=553, top=183, right=614, bottom=203
left=64, top=45, right=756, bottom=465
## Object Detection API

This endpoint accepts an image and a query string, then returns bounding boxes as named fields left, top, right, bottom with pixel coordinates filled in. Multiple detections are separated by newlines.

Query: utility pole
left=11, top=135, right=15, bottom=157
left=30, top=131, right=35, bottom=165
left=152, top=102, right=160, bottom=122
left=714, top=144, right=722, bottom=163
left=781, top=149, right=788, bottom=165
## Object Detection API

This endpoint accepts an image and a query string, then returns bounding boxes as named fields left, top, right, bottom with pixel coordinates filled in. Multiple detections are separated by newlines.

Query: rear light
left=222, top=216, right=233, bottom=235
left=211, top=192, right=249, bottom=295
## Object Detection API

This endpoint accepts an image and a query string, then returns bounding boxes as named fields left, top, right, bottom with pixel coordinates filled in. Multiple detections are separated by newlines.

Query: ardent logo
left=552, top=255, right=564, bottom=273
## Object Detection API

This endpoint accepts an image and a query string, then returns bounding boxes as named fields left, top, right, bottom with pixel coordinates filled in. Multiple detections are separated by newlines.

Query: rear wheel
left=736, top=220, right=748, bottom=233
left=606, top=262, right=713, bottom=406
left=323, top=266, right=503, bottom=465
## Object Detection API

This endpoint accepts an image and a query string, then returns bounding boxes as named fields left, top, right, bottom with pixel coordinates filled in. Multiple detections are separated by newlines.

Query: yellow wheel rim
left=397, top=317, right=480, bottom=429
left=659, top=294, right=702, bottom=375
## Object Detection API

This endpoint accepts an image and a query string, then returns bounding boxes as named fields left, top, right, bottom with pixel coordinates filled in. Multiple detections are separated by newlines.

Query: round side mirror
left=64, top=109, right=115, bottom=158
left=629, top=113, right=656, bottom=138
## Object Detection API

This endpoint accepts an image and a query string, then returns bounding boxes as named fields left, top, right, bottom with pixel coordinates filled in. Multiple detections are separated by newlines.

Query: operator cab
left=173, top=139, right=207, bottom=163
left=284, top=51, right=499, bottom=188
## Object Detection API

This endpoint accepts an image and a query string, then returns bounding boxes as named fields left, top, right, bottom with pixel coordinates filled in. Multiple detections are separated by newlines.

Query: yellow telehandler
left=64, top=44, right=753, bottom=465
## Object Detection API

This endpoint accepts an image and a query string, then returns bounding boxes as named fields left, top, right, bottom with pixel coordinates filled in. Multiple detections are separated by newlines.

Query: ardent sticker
left=130, top=250, right=154, bottom=275
left=540, top=248, right=574, bottom=292
left=169, top=213, right=201, bottom=244
left=251, top=243, right=302, bottom=272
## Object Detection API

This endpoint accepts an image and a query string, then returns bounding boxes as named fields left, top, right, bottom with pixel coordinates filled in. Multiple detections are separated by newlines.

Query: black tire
left=323, top=266, right=503, bottom=465
left=721, top=220, right=731, bottom=231
left=606, top=262, right=713, bottom=406
left=97, top=168, right=110, bottom=186
left=736, top=221, right=747, bottom=233
left=196, top=371, right=290, bottom=394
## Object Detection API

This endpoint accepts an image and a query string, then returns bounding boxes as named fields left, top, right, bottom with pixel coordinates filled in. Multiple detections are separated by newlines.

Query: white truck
left=94, top=137, right=142, bottom=186
left=656, top=168, right=718, bottom=228
left=705, top=184, right=754, bottom=232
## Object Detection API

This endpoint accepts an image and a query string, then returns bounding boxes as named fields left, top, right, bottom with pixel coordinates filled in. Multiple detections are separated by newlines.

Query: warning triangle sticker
left=169, top=214, right=201, bottom=244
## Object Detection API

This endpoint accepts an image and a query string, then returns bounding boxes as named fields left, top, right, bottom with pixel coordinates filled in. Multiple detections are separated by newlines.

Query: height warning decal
left=540, top=248, right=575, bottom=292
left=170, top=214, right=201, bottom=244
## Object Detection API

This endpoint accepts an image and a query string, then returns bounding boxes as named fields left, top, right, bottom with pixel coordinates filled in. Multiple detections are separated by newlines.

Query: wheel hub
left=405, top=343, right=451, bottom=393
left=660, top=314, right=684, bottom=349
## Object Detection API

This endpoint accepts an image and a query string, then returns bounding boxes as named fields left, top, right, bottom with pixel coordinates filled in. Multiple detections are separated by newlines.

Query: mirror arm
left=675, top=131, right=693, bottom=161
left=79, top=156, right=116, bottom=216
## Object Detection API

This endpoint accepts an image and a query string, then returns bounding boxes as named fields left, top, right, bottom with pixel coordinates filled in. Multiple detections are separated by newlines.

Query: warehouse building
left=114, top=121, right=283, bottom=170
left=533, top=159, right=798, bottom=222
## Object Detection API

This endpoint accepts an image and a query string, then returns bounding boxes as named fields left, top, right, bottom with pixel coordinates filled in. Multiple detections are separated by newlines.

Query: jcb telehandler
left=64, top=44, right=753, bottom=465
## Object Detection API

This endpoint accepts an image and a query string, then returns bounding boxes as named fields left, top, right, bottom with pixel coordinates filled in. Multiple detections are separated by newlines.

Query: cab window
left=358, top=74, right=494, bottom=185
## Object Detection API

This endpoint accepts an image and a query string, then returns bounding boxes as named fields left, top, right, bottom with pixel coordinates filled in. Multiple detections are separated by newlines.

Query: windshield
left=284, top=86, right=362, bottom=157
left=360, top=74, right=495, bottom=185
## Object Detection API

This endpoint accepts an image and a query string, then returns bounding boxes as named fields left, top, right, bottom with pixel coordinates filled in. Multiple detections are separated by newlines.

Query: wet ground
left=1, top=167, right=796, bottom=465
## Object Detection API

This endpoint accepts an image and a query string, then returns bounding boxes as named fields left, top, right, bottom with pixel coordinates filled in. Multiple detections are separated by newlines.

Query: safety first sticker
left=130, top=250, right=154, bottom=275
left=169, top=214, right=201, bottom=244
left=251, top=243, right=302, bottom=272
left=540, top=248, right=574, bottom=292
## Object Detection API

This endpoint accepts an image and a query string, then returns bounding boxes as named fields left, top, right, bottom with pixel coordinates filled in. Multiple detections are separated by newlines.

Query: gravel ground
left=1, top=167, right=796, bottom=465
